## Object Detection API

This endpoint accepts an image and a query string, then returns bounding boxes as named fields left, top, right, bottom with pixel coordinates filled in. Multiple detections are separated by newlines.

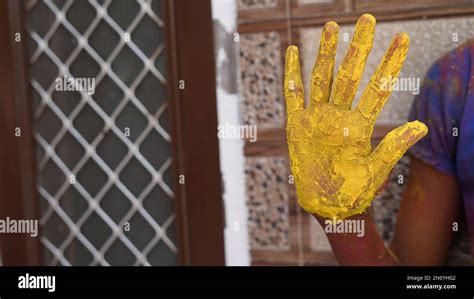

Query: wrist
left=314, top=210, right=371, bottom=226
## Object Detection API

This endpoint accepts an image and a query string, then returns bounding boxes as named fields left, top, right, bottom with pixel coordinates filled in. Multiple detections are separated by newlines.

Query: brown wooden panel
left=0, top=0, right=41, bottom=266
left=165, top=0, right=225, bottom=266
left=238, top=0, right=350, bottom=31
left=354, top=0, right=471, bottom=12
left=292, top=3, right=474, bottom=29
left=244, top=128, right=288, bottom=157
left=238, top=0, right=288, bottom=24
left=291, top=0, right=351, bottom=19
left=238, top=2, right=474, bottom=32
left=251, top=248, right=337, bottom=265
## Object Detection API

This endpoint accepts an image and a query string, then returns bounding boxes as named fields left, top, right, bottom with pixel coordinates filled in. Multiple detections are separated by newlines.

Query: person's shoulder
left=407, top=41, right=474, bottom=176
left=419, top=40, right=473, bottom=104
left=429, top=40, right=474, bottom=78
left=411, top=40, right=472, bottom=124
left=451, top=39, right=474, bottom=58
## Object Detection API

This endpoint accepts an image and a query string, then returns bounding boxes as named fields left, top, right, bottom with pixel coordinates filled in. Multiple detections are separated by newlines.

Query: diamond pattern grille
left=25, top=0, right=177, bottom=266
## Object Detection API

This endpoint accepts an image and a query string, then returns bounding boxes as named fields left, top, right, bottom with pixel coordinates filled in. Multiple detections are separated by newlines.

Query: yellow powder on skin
left=285, top=14, right=428, bottom=220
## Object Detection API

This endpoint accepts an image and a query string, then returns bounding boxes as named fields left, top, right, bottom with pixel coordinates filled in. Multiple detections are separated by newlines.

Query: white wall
left=211, top=0, right=250, bottom=266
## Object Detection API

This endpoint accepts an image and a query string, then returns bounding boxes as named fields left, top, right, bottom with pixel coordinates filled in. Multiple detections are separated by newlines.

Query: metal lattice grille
left=25, top=0, right=177, bottom=266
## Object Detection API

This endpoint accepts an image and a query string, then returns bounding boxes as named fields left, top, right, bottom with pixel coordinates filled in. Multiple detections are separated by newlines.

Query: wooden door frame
left=165, top=0, right=226, bottom=266
left=0, top=0, right=225, bottom=266
left=0, top=0, right=41, bottom=266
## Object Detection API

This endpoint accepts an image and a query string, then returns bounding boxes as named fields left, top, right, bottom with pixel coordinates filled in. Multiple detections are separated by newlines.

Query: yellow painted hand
left=285, top=14, right=428, bottom=220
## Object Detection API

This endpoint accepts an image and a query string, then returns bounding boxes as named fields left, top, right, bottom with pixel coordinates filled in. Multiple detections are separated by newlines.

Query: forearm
left=315, top=213, right=400, bottom=266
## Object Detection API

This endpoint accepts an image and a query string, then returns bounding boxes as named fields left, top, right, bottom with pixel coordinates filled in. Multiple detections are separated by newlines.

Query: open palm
left=285, top=14, right=427, bottom=220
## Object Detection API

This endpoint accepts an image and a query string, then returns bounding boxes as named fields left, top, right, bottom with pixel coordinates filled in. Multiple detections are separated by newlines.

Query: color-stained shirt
left=408, top=40, right=474, bottom=260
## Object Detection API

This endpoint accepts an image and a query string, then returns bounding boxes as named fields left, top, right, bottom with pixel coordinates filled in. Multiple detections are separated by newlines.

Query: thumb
left=370, top=121, right=428, bottom=170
